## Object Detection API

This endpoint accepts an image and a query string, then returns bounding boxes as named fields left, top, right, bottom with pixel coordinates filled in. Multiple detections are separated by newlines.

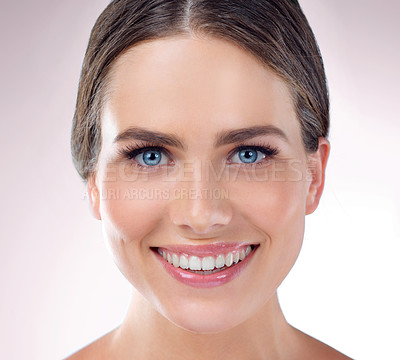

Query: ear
left=305, top=137, right=330, bottom=215
left=87, top=174, right=102, bottom=220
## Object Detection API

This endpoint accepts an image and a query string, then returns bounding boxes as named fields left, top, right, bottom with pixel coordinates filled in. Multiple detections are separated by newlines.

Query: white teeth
left=159, top=245, right=255, bottom=272
left=225, top=252, right=233, bottom=267
left=189, top=256, right=202, bottom=271
left=215, top=254, right=225, bottom=268
left=233, top=251, right=240, bottom=264
left=202, top=256, right=215, bottom=271
left=179, top=254, right=189, bottom=269
left=172, top=253, right=180, bottom=267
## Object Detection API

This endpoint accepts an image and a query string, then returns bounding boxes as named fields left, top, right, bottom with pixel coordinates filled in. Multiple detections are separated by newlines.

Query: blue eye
left=238, top=148, right=259, bottom=163
left=230, top=145, right=277, bottom=165
left=119, top=144, right=171, bottom=168
left=136, top=149, right=169, bottom=167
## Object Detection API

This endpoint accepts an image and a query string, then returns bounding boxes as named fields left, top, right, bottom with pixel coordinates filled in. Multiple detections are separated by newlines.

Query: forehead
left=102, top=35, right=301, bottom=147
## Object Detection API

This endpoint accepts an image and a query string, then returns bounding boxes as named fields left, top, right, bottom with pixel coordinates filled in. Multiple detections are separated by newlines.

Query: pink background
left=1, top=1, right=399, bottom=359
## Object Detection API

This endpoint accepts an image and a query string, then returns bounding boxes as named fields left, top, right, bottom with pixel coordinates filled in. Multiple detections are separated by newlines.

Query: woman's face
left=89, top=36, right=328, bottom=333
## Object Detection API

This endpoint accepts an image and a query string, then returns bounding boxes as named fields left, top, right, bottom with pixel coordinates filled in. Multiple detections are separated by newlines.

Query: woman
left=67, top=0, right=351, bottom=358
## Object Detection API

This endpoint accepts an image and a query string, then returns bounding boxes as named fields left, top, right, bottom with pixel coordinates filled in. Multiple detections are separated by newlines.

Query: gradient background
left=1, top=1, right=399, bottom=359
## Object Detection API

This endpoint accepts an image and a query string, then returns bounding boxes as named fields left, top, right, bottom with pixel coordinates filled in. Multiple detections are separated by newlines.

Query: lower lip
left=152, top=246, right=258, bottom=288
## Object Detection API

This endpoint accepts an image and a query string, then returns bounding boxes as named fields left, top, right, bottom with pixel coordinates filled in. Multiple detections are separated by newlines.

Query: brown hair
left=71, top=0, right=329, bottom=182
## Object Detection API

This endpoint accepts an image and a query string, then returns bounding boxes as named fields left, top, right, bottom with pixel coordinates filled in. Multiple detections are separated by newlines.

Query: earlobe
left=305, top=137, right=330, bottom=215
left=87, top=174, right=102, bottom=220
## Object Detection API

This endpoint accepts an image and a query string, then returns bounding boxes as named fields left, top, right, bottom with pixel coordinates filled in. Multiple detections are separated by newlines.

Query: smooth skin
left=67, top=35, right=351, bottom=359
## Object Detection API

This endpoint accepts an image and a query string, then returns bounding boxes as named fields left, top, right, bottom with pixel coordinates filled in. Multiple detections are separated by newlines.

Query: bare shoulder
left=290, top=326, right=353, bottom=360
left=63, top=327, right=119, bottom=360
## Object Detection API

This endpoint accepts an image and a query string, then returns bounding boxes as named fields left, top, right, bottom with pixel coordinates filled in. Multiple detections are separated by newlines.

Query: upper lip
left=153, top=242, right=259, bottom=257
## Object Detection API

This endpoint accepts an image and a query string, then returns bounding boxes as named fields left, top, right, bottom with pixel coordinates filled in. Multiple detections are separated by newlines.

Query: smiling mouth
left=152, top=244, right=258, bottom=275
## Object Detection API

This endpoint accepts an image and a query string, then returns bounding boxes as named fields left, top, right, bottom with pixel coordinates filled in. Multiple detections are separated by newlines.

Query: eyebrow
left=113, top=127, right=186, bottom=150
left=214, top=125, right=288, bottom=147
left=113, top=124, right=289, bottom=149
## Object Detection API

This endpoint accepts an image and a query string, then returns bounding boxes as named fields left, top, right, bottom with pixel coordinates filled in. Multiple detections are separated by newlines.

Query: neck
left=113, top=288, right=295, bottom=359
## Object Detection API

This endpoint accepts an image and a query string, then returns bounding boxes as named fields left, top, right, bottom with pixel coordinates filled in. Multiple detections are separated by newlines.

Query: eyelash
left=118, top=141, right=173, bottom=169
left=118, top=141, right=279, bottom=169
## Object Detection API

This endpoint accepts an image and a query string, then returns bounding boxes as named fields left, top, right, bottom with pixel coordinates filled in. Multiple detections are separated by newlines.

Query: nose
left=168, top=159, right=233, bottom=238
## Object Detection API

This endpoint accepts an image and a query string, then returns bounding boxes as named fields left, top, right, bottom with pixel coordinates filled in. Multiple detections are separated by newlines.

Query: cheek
left=253, top=181, right=305, bottom=236
left=98, top=161, right=171, bottom=241
left=228, top=171, right=307, bottom=282
left=97, top=169, right=171, bottom=281
left=229, top=169, right=307, bottom=233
